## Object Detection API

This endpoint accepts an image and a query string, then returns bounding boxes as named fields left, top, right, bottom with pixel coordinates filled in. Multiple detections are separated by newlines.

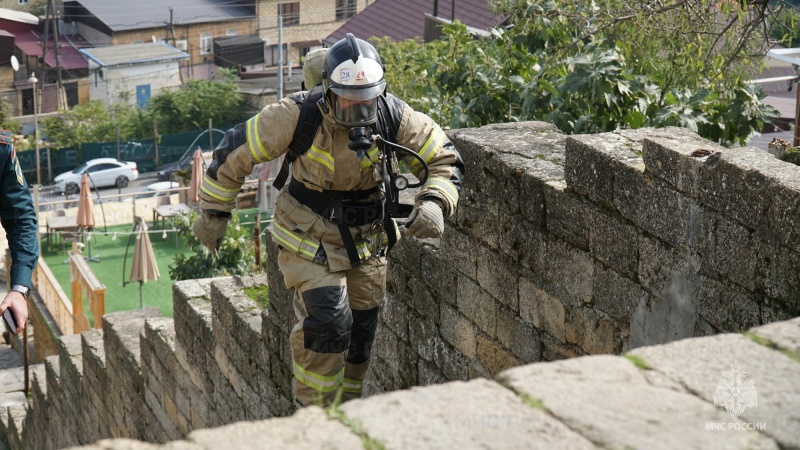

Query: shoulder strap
left=273, top=85, right=325, bottom=190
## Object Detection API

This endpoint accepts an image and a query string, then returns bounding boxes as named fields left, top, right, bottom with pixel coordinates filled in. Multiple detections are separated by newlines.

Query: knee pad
left=347, top=307, right=379, bottom=365
left=301, top=286, right=353, bottom=353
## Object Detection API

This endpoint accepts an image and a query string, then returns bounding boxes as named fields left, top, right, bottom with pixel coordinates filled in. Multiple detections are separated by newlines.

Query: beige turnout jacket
left=199, top=92, right=463, bottom=271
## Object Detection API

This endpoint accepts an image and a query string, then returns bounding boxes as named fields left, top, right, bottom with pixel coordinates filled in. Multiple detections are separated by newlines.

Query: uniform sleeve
left=0, top=142, right=39, bottom=288
left=395, top=104, right=465, bottom=218
left=198, top=97, right=301, bottom=214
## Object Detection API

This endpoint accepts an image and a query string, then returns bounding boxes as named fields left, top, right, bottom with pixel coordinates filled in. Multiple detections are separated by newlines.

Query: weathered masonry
left=0, top=123, right=798, bottom=449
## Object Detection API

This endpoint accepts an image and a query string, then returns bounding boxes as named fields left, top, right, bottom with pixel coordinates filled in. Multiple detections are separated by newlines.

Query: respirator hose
left=375, top=136, right=430, bottom=188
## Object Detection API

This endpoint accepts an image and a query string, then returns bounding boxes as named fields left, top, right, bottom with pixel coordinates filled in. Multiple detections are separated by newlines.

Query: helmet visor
left=333, top=95, right=379, bottom=127
left=329, top=80, right=386, bottom=101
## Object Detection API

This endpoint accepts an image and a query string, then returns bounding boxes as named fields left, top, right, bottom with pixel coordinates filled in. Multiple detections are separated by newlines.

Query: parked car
left=54, top=158, right=139, bottom=195
left=135, top=181, right=180, bottom=199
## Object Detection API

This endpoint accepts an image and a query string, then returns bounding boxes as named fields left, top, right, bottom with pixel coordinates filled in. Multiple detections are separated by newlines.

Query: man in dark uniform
left=0, top=129, right=39, bottom=334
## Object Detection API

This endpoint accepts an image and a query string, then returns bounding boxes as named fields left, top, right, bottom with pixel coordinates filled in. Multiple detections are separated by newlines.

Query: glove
left=404, top=200, right=445, bottom=239
left=192, top=212, right=228, bottom=254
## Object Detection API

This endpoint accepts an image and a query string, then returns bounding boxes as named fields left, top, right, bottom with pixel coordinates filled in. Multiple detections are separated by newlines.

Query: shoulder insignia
left=0, top=129, right=11, bottom=145
left=14, top=155, right=24, bottom=186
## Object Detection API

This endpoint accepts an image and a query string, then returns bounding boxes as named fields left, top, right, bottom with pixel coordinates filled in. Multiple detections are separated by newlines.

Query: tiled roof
left=14, top=30, right=91, bottom=71
left=65, top=0, right=254, bottom=32
left=80, top=42, right=189, bottom=67
left=325, top=0, right=499, bottom=45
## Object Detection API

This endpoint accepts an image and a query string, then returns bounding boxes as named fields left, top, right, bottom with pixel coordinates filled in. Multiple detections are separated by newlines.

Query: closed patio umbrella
left=129, top=220, right=160, bottom=308
left=76, top=173, right=98, bottom=261
left=189, top=148, right=204, bottom=203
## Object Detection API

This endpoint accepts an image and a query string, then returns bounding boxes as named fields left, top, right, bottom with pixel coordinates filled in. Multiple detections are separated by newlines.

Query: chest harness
left=273, top=86, right=429, bottom=267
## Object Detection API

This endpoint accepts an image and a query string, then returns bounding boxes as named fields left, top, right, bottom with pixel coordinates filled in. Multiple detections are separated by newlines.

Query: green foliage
left=769, top=4, right=800, bottom=46
left=376, top=0, right=783, bottom=145
left=27, top=0, right=48, bottom=16
left=0, top=96, right=20, bottom=133
left=168, top=211, right=257, bottom=281
left=40, top=71, right=250, bottom=149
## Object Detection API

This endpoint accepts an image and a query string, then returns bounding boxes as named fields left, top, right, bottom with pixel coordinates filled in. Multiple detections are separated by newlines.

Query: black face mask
left=348, top=127, right=373, bottom=155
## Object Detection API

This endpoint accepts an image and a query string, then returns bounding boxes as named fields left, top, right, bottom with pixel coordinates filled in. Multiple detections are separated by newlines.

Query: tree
left=377, top=0, right=789, bottom=146
left=169, top=211, right=257, bottom=281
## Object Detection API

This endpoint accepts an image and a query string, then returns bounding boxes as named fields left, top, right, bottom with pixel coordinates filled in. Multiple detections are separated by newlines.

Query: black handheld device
left=2, top=309, right=17, bottom=334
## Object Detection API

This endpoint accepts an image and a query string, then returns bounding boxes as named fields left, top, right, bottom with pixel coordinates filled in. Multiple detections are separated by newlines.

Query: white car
left=54, top=158, right=139, bottom=195
left=135, top=181, right=179, bottom=199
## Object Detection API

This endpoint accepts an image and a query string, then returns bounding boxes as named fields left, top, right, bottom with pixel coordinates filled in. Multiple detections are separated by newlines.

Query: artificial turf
left=41, top=208, right=267, bottom=323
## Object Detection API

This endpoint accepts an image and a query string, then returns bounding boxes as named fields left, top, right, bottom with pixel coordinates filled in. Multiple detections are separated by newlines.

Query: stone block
left=519, top=277, right=566, bottom=342
left=408, top=314, right=440, bottom=363
left=417, top=358, right=447, bottom=386
left=756, top=241, right=800, bottom=307
left=700, top=211, right=757, bottom=290
left=397, top=341, right=419, bottom=388
left=750, top=317, right=800, bottom=355
left=592, top=265, right=647, bottom=321
left=440, top=302, right=477, bottom=359
left=496, top=307, right=541, bottom=363
left=631, top=333, right=799, bottom=449
left=638, top=176, right=698, bottom=251
left=476, top=248, right=519, bottom=310
left=419, top=246, right=457, bottom=305
left=500, top=355, right=777, bottom=450
left=565, top=307, right=616, bottom=355
left=381, top=291, right=409, bottom=341
left=187, top=407, right=361, bottom=449
left=541, top=338, right=581, bottom=361
left=389, top=235, right=423, bottom=277
left=538, top=238, right=594, bottom=305
left=406, top=276, right=440, bottom=325
left=453, top=191, right=505, bottom=250
left=641, top=131, right=725, bottom=197
left=456, top=275, right=498, bottom=337
left=638, top=234, right=698, bottom=299
left=629, top=291, right=695, bottom=350
left=589, top=209, right=639, bottom=278
left=760, top=176, right=800, bottom=253
left=439, top=227, right=478, bottom=280
left=544, top=180, right=592, bottom=250
left=433, top=341, right=470, bottom=381
left=698, top=146, right=786, bottom=230
left=476, top=334, right=522, bottom=377
left=372, top=326, right=399, bottom=373
left=498, top=222, right=545, bottom=274
left=697, top=276, right=760, bottom=333
left=342, top=377, right=594, bottom=450
left=172, top=278, right=215, bottom=350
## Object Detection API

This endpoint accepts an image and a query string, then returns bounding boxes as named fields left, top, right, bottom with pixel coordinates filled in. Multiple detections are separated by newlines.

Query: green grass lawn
left=41, top=208, right=266, bottom=322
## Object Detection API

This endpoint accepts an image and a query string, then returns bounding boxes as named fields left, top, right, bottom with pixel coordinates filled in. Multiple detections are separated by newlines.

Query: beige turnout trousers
left=278, top=249, right=386, bottom=406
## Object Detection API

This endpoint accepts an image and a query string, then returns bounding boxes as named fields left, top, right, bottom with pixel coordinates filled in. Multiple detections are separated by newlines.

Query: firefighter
left=0, top=129, right=39, bottom=335
left=193, top=34, right=464, bottom=406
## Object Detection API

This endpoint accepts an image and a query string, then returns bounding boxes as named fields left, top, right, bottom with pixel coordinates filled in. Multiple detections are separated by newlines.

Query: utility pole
left=165, top=7, right=176, bottom=46
left=53, top=4, right=65, bottom=110
left=277, top=13, right=283, bottom=100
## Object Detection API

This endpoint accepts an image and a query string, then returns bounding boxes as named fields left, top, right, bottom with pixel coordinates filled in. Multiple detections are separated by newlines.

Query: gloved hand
left=192, top=212, right=228, bottom=254
left=404, top=200, right=445, bottom=239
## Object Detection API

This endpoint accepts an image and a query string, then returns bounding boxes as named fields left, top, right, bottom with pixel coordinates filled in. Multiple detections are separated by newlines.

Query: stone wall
left=0, top=123, right=798, bottom=448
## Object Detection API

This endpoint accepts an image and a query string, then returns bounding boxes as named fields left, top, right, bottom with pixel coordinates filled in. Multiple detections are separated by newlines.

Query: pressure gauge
left=394, top=176, right=408, bottom=190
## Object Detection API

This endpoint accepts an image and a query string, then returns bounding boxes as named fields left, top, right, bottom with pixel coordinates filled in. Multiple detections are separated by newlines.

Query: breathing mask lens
left=333, top=96, right=378, bottom=127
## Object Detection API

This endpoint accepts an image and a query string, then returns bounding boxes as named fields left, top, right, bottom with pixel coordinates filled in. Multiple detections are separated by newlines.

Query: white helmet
left=322, top=33, right=386, bottom=127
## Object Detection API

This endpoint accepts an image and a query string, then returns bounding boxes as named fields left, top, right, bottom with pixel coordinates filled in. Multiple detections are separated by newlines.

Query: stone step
left=0, top=391, right=26, bottom=447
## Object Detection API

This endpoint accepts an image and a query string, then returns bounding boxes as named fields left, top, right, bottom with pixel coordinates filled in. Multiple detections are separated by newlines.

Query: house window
left=200, top=32, right=213, bottom=55
left=226, top=30, right=238, bottom=36
left=18, top=0, right=29, bottom=4
left=279, top=3, right=299, bottom=26
left=265, top=44, right=287, bottom=66
left=336, top=0, right=357, bottom=21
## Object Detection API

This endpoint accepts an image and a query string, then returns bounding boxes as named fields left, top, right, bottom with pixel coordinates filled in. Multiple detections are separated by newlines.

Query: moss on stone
left=244, top=285, right=269, bottom=309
